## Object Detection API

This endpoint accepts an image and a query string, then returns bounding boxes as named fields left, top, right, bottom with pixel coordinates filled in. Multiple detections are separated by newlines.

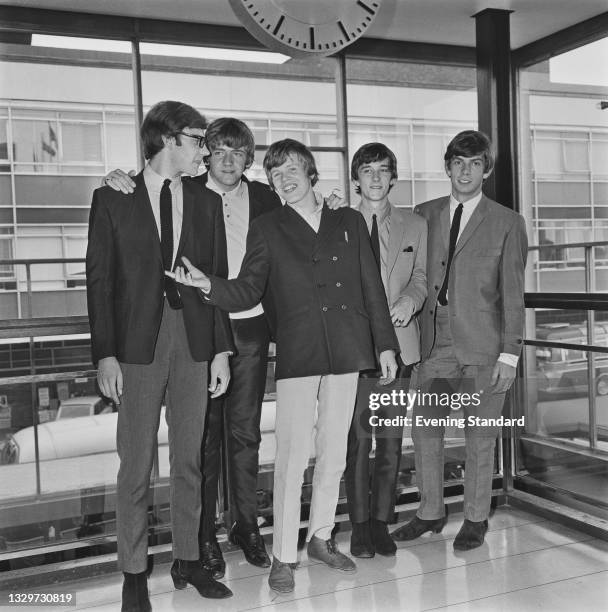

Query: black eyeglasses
left=177, top=132, right=206, bottom=149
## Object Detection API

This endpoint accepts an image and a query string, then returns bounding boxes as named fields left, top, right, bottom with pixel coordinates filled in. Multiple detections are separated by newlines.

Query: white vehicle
left=55, top=396, right=113, bottom=420
left=1, top=408, right=169, bottom=464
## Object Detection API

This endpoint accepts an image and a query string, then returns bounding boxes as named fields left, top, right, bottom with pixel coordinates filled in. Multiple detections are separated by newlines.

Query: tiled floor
left=4, top=507, right=607, bottom=611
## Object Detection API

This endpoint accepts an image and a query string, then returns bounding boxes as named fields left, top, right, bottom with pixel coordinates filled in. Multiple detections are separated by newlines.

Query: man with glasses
left=103, top=117, right=282, bottom=576
left=87, top=101, right=234, bottom=610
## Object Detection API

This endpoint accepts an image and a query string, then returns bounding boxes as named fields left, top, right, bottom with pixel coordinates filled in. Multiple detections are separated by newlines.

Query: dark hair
left=263, top=139, right=319, bottom=188
left=205, top=117, right=256, bottom=167
left=351, top=142, right=398, bottom=194
left=141, top=100, right=207, bottom=160
left=444, top=130, right=494, bottom=173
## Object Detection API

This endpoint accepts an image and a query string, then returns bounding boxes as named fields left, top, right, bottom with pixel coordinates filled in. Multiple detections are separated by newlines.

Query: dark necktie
left=370, top=213, right=381, bottom=272
left=437, top=202, right=463, bottom=306
left=160, top=178, right=183, bottom=309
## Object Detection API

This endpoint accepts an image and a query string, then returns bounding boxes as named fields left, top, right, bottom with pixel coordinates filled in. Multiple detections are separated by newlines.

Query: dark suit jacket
left=205, top=204, right=399, bottom=380
left=86, top=171, right=234, bottom=365
left=191, top=173, right=282, bottom=334
left=415, top=194, right=528, bottom=365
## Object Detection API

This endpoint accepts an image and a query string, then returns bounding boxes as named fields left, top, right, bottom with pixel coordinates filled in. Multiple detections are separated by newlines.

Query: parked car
left=55, top=396, right=113, bottom=420
left=535, top=322, right=608, bottom=398
left=0, top=408, right=169, bottom=464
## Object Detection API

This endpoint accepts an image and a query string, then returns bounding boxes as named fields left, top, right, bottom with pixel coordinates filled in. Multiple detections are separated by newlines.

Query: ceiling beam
left=513, top=11, right=608, bottom=68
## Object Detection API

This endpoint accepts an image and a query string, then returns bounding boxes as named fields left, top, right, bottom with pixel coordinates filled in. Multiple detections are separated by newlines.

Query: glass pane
left=520, top=36, right=608, bottom=295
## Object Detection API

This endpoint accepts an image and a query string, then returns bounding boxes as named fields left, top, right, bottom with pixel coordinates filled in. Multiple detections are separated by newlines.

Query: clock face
left=229, top=0, right=383, bottom=58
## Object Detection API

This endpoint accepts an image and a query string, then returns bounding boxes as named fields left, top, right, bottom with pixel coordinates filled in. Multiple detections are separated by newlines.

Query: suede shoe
left=229, top=522, right=271, bottom=568
left=307, top=536, right=356, bottom=572
left=170, top=559, right=232, bottom=599
left=370, top=518, right=396, bottom=556
left=121, top=571, right=151, bottom=612
left=199, top=539, right=226, bottom=580
left=350, top=521, right=375, bottom=558
left=391, top=514, right=447, bottom=541
left=453, top=519, right=488, bottom=551
left=268, top=557, right=295, bottom=593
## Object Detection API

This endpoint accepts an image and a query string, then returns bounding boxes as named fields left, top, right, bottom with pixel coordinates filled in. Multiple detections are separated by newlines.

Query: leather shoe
left=391, top=514, right=447, bottom=541
left=350, top=521, right=375, bottom=558
left=170, top=559, right=232, bottom=599
left=268, top=557, right=295, bottom=593
left=370, top=518, right=396, bottom=556
left=453, top=519, right=488, bottom=551
left=229, top=522, right=271, bottom=568
left=307, top=535, right=356, bottom=572
left=121, top=571, right=151, bottom=612
left=199, top=539, right=225, bottom=580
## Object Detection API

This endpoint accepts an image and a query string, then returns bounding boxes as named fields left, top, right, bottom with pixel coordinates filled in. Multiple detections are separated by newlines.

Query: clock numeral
left=357, top=1, right=376, bottom=15
left=273, top=15, right=285, bottom=36
left=337, top=20, right=351, bottom=42
left=309, top=26, right=315, bottom=50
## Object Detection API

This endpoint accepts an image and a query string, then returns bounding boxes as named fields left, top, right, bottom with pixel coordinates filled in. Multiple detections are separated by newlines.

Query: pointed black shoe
left=453, top=519, right=488, bottom=551
left=370, top=518, right=396, bottom=556
left=391, top=514, right=447, bottom=541
left=350, top=521, right=375, bottom=558
left=121, top=571, right=151, bottom=612
left=229, top=522, right=271, bottom=568
left=170, top=559, right=232, bottom=599
left=199, top=539, right=226, bottom=580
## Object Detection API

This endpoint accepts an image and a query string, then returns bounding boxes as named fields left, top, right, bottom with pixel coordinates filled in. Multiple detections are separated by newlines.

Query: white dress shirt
left=289, top=200, right=323, bottom=232
left=143, top=164, right=183, bottom=268
left=206, top=175, right=264, bottom=319
left=449, top=191, right=518, bottom=368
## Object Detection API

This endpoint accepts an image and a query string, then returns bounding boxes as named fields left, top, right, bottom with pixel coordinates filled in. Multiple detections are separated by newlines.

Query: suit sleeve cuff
left=498, top=352, right=519, bottom=368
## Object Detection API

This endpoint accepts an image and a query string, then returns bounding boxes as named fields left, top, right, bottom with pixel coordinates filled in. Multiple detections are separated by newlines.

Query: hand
left=324, top=188, right=349, bottom=210
left=166, top=256, right=211, bottom=293
left=378, top=350, right=398, bottom=386
left=209, top=353, right=230, bottom=398
left=97, top=356, right=123, bottom=405
left=102, top=169, right=136, bottom=194
left=490, top=360, right=517, bottom=394
left=390, top=296, right=415, bottom=327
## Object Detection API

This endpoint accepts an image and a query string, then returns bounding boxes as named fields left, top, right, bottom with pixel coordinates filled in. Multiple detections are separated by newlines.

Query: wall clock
left=229, top=0, right=384, bottom=58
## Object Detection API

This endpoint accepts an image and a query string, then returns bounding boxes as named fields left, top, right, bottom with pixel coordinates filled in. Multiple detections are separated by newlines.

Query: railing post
left=25, top=262, right=42, bottom=495
left=585, top=245, right=597, bottom=449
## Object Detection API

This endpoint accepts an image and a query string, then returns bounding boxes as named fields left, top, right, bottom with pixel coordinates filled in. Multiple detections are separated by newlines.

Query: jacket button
left=322, top=306, right=328, bottom=312
left=336, top=282, right=341, bottom=287
left=429, top=310, right=434, bottom=315
left=341, top=304, right=347, bottom=310
left=332, top=256, right=338, bottom=261
left=317, top=282, right=325, bottom=288
left=441, top=261, right=446, bottom=266
left=434, top=285, right=439, bottom=290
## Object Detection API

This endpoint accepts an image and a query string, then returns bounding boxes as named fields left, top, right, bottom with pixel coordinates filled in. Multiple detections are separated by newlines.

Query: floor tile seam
left=421, top=568, right=608, bottom=611
left=215, top=540, right=607, bottom=612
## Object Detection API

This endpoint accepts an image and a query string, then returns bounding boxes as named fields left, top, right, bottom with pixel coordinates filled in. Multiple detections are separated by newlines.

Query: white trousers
left=272, top=372, right=359, bottom=563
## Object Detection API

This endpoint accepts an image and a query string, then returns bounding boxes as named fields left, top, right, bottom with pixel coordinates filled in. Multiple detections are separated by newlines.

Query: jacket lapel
left=387, top=205, right=406, bottom=277
left=175, top=178, right=194, bottom=266
left=439, top=197, right=450, bottom=252
left=454, top=195, right=489, bottom=255
left=133, top=172, right=163, bottom=266
left=280, top=204, right=318, bottom=248
left=314, top=206, right=343, bottom=255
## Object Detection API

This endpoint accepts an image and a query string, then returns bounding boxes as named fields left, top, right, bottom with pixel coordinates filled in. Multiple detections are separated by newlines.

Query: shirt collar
left=450, top=191, right=483, bottom=211
left=289, top=199, right=323, bottom=217
left=206, top=173, right=244, bottom=198
left=359, top=199, right=391, bottom=225
left=143, top=164, right=181, bottom=193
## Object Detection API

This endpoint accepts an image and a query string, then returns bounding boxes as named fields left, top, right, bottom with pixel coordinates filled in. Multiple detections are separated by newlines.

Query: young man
left=86, top=101, right=233, bottom=611
left=169, top=139, right=399, bottom=593
left=344, top=143, right=427, bottom=558
left=391, top=130, right=527, bottom=551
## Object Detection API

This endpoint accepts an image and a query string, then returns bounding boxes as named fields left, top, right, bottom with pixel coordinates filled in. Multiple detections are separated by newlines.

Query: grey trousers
left=412, top=305, right=506, bottom=523
left=117, top=301, right=208, bottom=573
